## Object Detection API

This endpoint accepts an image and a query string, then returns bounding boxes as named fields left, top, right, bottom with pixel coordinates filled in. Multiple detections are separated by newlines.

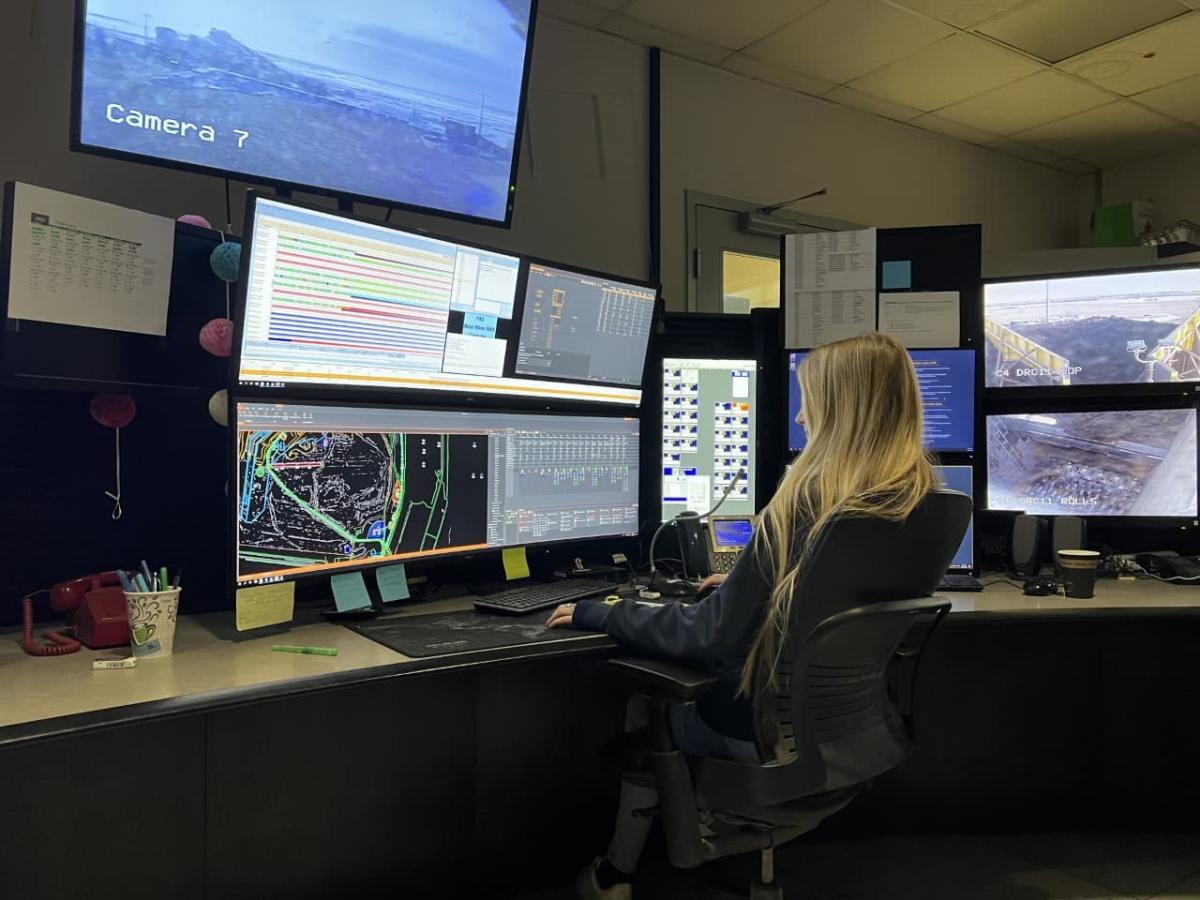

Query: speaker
left=1052, top=516, right=1088, bottom=557
left=1012, top=514, right=1046, bottom=576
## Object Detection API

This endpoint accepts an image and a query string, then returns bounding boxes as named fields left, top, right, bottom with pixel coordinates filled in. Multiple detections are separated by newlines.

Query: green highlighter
left=272, top=645, right=338, bottom=657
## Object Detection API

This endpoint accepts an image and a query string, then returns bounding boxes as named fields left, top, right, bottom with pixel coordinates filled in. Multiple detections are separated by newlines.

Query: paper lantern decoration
left=177, top=213, right=212, bottom=229
left=208, top=389, right=229, bottom=427
left=90, top=394, right=136, bottom=520
left=199, top=317, right=233, bottom=357
left=209, top=241, right=242, bottom=282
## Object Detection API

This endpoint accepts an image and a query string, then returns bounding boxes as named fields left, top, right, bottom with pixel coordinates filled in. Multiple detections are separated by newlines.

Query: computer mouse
left=1023, top=577, right=1060, bottom=596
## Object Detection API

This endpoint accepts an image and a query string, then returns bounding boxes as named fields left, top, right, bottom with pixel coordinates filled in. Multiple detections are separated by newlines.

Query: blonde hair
left=740, top=332, right=935, bottom=695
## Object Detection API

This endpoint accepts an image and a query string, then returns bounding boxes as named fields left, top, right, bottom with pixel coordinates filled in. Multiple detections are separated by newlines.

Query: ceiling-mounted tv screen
left=72, top=0, right=537, bottom=225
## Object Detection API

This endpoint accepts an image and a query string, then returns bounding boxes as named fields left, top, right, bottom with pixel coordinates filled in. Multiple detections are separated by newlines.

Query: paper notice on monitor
left=7, top=183, right=174, bottom=335
left=784, top=228, right=877, bottom=347
left=879, top=291, right=960, bottom=348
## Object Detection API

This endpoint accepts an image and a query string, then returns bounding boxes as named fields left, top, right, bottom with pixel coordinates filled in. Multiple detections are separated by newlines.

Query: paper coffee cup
left=1057, top=550, right=1100, bottom=599
left=124, top=588, right=181, bottom=659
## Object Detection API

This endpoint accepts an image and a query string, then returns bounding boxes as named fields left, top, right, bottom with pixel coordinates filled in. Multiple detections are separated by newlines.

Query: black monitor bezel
left=511, top=257, right=658, bottom=392
left=229, top=192, right=644, bottom=412
left=981, top=396, right=1200, bottom=527
left=981, top=262, right=1200, bottom=401
left=228, top=395, right=642, bottom=594
left=70, top=0, right=540, bottom=229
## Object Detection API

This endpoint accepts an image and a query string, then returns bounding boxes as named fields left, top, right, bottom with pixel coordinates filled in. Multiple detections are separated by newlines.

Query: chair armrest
left=600, top=656, right=720, bottom=702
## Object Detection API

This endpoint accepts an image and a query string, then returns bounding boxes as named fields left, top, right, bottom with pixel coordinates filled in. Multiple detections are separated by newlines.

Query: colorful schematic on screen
left=788, top=350, right=975, bottom=453
left=984, top=267, right=1200, bottom=387
left=661, top=359, right=756, bottom=521
left=236, top=402, right=641, bottom=585
left=236, top=199, right=640, bottom=404
left=76, top=0, right=534, bottom=222
left=986, top=408, right=1198, bottom=518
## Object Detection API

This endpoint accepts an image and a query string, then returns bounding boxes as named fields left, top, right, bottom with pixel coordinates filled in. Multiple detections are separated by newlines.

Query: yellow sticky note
left=236, top=581, right=295, bottom=632
left=502, top=546, right=530, bottom=582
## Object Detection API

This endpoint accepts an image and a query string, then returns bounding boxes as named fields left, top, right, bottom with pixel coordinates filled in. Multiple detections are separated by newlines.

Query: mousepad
left=348, top=609, right=593, bottom=658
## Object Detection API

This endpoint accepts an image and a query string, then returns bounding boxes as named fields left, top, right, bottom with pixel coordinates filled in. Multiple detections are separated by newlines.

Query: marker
left=272, top=645, right=338, bottom=657
left=115, top=570, right=134, bottom=592
left=159, top=567, right=170, bottom=592
left=140, top=560, right=154, bottom=588
left=172, top=570, right=182, bottom=588
left=133, top=573, right=149, bottom=592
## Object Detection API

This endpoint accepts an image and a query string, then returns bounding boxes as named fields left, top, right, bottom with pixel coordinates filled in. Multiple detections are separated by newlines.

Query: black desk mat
left=348, top=609, right=588, bottom=658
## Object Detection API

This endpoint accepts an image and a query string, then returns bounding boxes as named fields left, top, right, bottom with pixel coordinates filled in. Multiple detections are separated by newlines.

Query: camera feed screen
left=986, top=409, right=1198, bottom=517
left=984, top=268, right=1200, bottom=388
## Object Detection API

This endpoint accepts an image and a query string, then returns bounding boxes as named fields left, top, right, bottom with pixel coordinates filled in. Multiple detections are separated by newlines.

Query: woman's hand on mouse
left=545, top=603, right=576, bottom=629
left=697, top=573, right=727, bottom=594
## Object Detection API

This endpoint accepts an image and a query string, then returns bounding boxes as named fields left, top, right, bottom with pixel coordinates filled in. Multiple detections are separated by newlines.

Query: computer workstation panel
left=233, top=195, right=646, bottom=409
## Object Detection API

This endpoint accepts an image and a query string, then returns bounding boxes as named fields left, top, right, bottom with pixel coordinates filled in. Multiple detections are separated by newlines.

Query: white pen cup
left=124, top=588, right=181, bottom=659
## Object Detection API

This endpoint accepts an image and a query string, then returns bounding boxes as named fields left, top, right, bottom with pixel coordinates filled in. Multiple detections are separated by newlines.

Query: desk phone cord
left=21, top=590, right=82, bottom=657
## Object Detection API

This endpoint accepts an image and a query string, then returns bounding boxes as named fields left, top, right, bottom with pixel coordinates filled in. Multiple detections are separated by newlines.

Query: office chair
left=602, top=490, right=971, bottom=899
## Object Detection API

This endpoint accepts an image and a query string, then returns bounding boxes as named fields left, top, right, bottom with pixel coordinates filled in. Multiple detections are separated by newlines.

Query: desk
left=2, top=578, right=1198, bottom=899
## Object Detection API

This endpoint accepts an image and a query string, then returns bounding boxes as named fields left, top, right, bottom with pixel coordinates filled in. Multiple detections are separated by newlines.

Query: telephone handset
left=21, top=573, right=131, bottom=656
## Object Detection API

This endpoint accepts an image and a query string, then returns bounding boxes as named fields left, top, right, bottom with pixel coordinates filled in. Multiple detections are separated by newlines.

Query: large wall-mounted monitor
left=73, top=0, right=537, bottom=225
left=235, top=198, right=640, bottom=405
left=788, top=349, right=975, bottom=453
left=515, top=263, right=656, bottom=389
left=984, top=267, right=1200, bottom=388
left=985, top=407, right=1198, bottom=518
left=661, top=358, right=756, bottom=521
left=235, top=401, right=640, bottom=586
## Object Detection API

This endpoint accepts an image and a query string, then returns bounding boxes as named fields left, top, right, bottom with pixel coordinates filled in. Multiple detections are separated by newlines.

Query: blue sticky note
left=882, top=260, right=912, bottom=290
left=463, top=313, right=498, bottom=338
left=375, top=563, right=411, bottom=603
left=331, top=571, right=372, bottom=612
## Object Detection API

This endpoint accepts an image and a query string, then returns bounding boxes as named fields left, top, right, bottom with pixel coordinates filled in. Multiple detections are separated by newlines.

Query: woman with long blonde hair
left=550, top=332, right=941, bottom=900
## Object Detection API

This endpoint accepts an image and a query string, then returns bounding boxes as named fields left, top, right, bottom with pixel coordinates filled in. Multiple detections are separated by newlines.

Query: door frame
left=685, top=191, right=863, bottom=312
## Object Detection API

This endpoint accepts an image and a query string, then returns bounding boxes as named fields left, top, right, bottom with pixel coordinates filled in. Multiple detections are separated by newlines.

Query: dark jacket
left=573, top=527, right=791, bottom=742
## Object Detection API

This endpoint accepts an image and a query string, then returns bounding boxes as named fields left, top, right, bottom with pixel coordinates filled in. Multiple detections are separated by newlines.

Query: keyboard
left=473, top=578, right=614, bottom=615
left=939, top=573, right=983, bottom=592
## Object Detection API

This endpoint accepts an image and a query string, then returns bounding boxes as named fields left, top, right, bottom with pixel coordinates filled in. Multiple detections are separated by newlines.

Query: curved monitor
left=234, top=197, right=641, bottom=405
left=984, top=267, right=1200, bottom=388
left=73, top=0, right=537, bottom=224
left=235, top=400, right=640, bottom=586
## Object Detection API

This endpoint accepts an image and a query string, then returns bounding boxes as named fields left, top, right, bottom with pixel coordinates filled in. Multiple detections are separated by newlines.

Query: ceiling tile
left=1075, top=124, right=1200, bottom=168
left=935, top=70, right=1115, bottom=134
left=722, top=54, right=837, bottom=96
left=1061, top=12, right=1200, bottom=95
left=982, top=134, right=1066, bottom=165
left=743, top=0, right=953, bottom=85
left=620, top=0, right=822, bottom=50
left=889, top=0, right=1027, bottom=28
left=825, top=86, right=923, bottom=121
left=977, top=0, right=1188, bottom=64
left=1012, top=100, right=1177, bottom=156
left=848, top=33, right=1042, bottom=111
left=537, top=0, right=614, bottom=27
left=1050, top=158, right=1099, bottom=174
left=599, top=14, right=732, bottom=63
left=912, top=113, right=997, bottom=144
left=1134, top=73, right=1200, bottom=124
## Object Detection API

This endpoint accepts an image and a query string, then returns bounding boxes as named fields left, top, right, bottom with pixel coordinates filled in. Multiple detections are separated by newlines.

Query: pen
left=115, top=570, right=134, bottom=592
left=159, top=567, right=169, bottom=591
left=133, top=573, right=149, bottom=592
left=140, top=560, right=154, bottom=588
left=272, top=645, right=338, bottom=657
left=172, top=570, right=182, bottom=588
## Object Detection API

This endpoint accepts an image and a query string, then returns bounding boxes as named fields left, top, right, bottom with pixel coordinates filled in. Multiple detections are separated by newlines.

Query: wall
left=1099, top=145, right=1200, bottom=236
left=659, top=54, right=1081, bottom=309
left=0, top=3, right=649, bottom=280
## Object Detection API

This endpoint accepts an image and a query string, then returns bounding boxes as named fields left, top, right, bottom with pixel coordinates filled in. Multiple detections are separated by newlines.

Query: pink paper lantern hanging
left=199, top=317, right=234, bottom=358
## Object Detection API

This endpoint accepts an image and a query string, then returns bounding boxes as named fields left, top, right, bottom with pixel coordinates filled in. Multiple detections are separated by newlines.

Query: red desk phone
left=22, top=573, right=131, bottom=656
